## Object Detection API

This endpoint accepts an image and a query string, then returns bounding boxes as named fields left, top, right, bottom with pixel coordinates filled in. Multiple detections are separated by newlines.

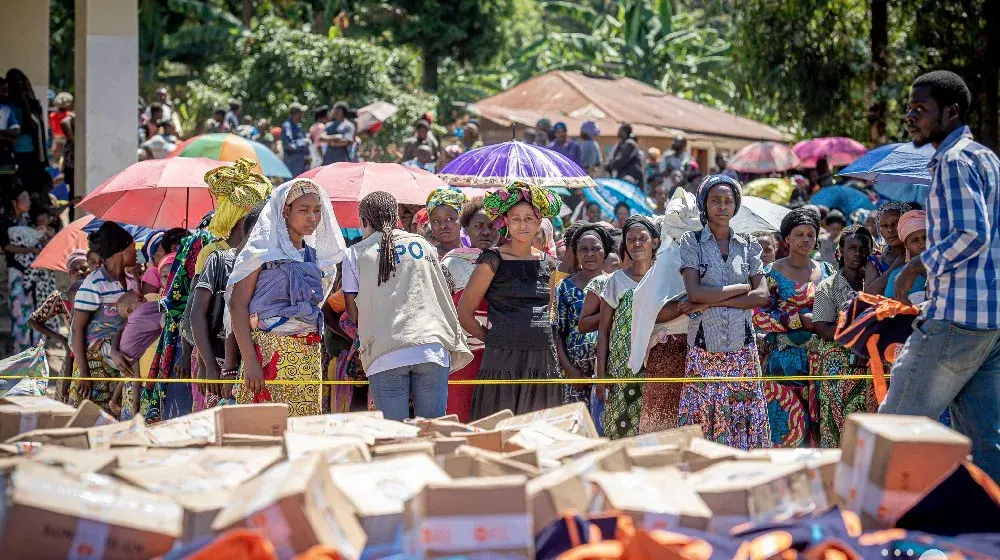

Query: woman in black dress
left=458, top=182, right=563, bottom=418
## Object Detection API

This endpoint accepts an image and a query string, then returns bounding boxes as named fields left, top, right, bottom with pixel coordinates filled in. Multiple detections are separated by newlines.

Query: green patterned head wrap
left=482, top=181, right=562, bottom=236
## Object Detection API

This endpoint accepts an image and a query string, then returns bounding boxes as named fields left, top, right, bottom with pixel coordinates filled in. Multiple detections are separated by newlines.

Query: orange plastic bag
left=184, top=529, right=276, bottom=560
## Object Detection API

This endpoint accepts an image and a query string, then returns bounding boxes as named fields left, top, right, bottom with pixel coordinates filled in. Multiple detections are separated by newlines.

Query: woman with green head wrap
left=426, top=186, right=467, bottom=259
left=457, top=182, right=565, bottom=418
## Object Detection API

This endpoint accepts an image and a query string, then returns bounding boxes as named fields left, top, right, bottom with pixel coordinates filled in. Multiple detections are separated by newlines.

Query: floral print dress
left=753, top=262, right=834, bottom=448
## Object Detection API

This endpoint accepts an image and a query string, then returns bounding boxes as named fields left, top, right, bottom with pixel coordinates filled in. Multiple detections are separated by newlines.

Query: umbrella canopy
left=838, top=142, right=934, bottom=185
left=438, top=141, right=597, bottom=188
left=356, top=101, right=398, bottom=133
left=792, top=137, right=868, bottom=168
left=31, top=215, right=94, bottom=272
left=172, top=133, right=292, bottom=179
left=741, top=177, right=796, bottom=205
left=594, top=178, right=654, bottom=216
left=809, top=184, right=877, bottom=216
left=727, top=141, right=802, bottom=173
left=299, top=162, right=456, bottom=228
left=732, top=196, right=791, bottom=234
left=78, top=157, right=223, bottom=229
left=872, top=182, right=930, bottom=205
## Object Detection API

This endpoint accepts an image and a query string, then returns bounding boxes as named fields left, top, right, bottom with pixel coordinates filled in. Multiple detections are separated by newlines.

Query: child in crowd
left=756, top=232, right=777, bottom=266
left=110, top=290, right=163, bottom=420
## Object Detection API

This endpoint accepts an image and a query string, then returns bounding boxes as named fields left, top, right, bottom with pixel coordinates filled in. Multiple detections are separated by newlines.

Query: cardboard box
left=6, top=427, right=91, bottom=448
left=196, top=447, right=285, bottom=488
left=588, top=469, right=712, bottom=532
left=213, top=455, right=367, bottom=559
left=459, top=429, right=524, bottom=453
left=835, top=413, right=972, bottom=528
left=284, top=432, right=370, bottom=463
left=415, top=418, right=478, bottom=438
left=27, top=445, right=117, bottom=474
left=616, top=425, right=704, bottom=449
left=442, top=447, right=540, bottom=479
left=468, top=409, right=514, bottom=431
left=87, top=416, right=150, bottom=449
left=496, top=402, right=600, bottom=439
left=626, top=444, right=684, bottom=469
left=681, top=438, right=747, bottom=472
left=65, top=399, right=118, bottom=428
left=404, top=476, right=532, bottom=559
left=431, top=437, right=467, bottom=457
left=691, top=460, right=818, bottom=534
left=0, top=462, right=183, bottom=559
left=115, top=464, right=231, bottom=542
left=371, top=441, right=435, bottom=459
left=286, top=411, right=384, bottom=437
left=328, top=453, right=451, bottom=550
left=526, top=444, right=631, bottom=534
left=743, top=448, right=842, bottom=509
left=507, top=421, right=593, bottom=451
left=500, top=449, right=541, bottom=469
left=0, top=396, right=77, bottom=441
left=214, top=403, right=288, bottom=444
left=145, top=409, right=217, bottom=447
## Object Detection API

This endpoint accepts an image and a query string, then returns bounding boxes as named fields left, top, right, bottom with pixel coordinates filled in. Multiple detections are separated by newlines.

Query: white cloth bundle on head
left=629, top=189, right=703, bottom=373
left=227, top=178, right=346, bottom=289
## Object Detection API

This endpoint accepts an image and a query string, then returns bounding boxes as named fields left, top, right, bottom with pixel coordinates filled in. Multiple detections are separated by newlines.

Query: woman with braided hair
left=228, top=179, right=345, bottom=416
left=343, top=191, right=471, bottom=421
left=458, top=182, right=564, bottom=418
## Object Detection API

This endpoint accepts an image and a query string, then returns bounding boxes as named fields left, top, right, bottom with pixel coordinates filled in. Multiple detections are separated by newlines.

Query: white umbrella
left=356, top=101, right=398, bottom=133
left=732, top=196, right=790, bottom=234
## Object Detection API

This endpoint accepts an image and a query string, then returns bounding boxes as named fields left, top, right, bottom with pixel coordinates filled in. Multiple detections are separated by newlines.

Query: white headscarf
left=227, top=178, right=346, bottom=289
left=629, top=189, right=703, bottom=373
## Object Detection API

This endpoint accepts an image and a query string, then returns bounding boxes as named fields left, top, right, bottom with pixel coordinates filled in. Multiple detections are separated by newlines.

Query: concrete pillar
left=0, top=0, right=50, bottom=125
left=75, top=0, right=139, bottom=194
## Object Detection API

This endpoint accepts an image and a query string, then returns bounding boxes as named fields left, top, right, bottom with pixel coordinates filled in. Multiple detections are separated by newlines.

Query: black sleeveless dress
left=470, top=249, right=564, bottom=419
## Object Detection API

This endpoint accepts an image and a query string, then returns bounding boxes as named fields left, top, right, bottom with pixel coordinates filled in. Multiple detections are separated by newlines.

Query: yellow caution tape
left=2, top=374, right=888, bottom=386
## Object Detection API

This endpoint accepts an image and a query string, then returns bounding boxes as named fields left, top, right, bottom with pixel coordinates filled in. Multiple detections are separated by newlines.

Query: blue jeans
left=880, top=318, right=1000, bottom=481
left=368, top=362, right=449, bottom=421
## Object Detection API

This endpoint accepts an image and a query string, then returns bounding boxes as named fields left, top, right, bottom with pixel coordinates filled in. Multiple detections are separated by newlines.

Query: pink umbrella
left=78, top=158, right=225, bottom=228
left=792, top=137, right=868, bottom=168
left=728, top=141, right=802, bottom=174
left=299, top=162, right=482, bottom=228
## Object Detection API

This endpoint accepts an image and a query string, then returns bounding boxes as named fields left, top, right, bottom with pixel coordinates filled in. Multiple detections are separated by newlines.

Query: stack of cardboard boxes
left=0, top=397, right=978, bottom=560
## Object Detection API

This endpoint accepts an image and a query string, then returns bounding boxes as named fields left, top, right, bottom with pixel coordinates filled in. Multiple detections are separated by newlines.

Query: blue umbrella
left=872, top=182, right=930, bottom=205
left=81, top=219, right=161, bottom=242
left=838, top=142, right=934, bottom=184
left=595, top=178, right=654, bottom=216
left=810, top=185, right=877, bottom=216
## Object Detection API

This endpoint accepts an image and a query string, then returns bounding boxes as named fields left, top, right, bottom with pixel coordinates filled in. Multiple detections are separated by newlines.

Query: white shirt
left=341, top=245, right=450, bottom=377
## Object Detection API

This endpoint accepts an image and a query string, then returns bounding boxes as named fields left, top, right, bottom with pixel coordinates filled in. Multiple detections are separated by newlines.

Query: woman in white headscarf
left=228, top=179, right=346, bottom=416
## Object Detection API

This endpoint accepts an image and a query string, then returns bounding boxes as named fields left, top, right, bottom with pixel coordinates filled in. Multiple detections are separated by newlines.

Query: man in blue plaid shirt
left=885, top=71, right=1000, bottom=480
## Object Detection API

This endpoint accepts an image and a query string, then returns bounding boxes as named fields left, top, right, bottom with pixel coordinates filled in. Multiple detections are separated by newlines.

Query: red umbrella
left=299, top=162, right=454, bottom=228
left=728, top=141, right=802, bottom=174
left=31, top=215, right=94, bottom=272
left=78, top=158, right=225, bottom=228
left=792, top=137, right=868, bottom=168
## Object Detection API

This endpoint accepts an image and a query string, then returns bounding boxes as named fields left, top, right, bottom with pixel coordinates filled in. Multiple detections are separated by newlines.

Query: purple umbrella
left=438, top=141, right=597, bottom=188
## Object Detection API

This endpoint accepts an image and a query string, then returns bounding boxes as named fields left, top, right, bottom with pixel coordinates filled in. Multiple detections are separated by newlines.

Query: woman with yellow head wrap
left=195, top=158, right=273, bottom=274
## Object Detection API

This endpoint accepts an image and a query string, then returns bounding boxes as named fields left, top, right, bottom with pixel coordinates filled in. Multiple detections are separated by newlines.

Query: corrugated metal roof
left=470, top=71, right=790, bottom=142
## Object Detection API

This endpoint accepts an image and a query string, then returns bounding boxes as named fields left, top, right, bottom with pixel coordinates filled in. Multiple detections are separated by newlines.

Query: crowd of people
left=2, top=68, right=997, bottom=479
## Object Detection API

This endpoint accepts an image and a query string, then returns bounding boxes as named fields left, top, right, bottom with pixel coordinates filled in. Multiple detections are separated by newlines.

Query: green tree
left=360, top=0, right=517, bottom=92
left=185, top=16, right=436, bottom=158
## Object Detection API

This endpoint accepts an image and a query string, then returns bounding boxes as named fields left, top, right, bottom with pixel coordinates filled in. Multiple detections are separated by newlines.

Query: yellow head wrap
left=203, top=158, right=273, bottom=238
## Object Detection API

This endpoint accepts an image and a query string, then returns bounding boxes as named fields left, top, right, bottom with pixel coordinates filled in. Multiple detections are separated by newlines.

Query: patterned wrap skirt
left=234, top=331, right=322, bottom=417
left=68, top=341, right=121, bottom=415
left=677, top=343, right=772, bottom=451
left=809, top=340, right=876, bottom=448
left=638, top=334, right=688, bottom=434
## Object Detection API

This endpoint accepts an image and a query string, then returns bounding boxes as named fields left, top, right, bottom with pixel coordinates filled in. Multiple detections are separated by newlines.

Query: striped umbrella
left=792, top=137, right=868, bottom=168
left=171, top=133, right=292, bottom=178
left=728, top=141, right=802, bottom=173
